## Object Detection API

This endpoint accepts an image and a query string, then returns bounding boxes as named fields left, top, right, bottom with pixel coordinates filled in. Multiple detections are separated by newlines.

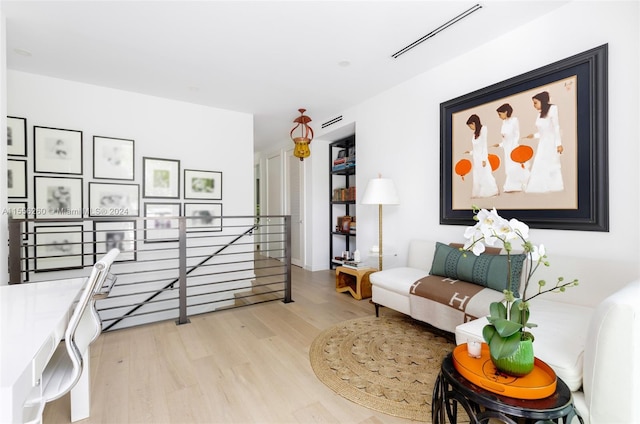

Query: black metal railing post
left=176, top=216, right=190, bottom=325
left=8, top=218, right=23, bottom=284
left=283, top=215, right=292, bottom=303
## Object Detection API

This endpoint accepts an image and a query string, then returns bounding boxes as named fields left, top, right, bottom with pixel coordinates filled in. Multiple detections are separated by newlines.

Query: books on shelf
left=332, top=187, right=356, bottom=202
left=342, top=261, right=369, bottom=269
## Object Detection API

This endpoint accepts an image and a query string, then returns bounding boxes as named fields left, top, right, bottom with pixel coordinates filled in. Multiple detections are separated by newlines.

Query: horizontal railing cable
left=7, top=215, right=291, bottom=331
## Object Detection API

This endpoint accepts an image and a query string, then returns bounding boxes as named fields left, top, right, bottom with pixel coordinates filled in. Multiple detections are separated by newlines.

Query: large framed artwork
left=34, top=225, right=84, bottom=271
left=93, top=220, right=137, bottom=262
left=184, top=169, right=222, bottom=200
left=34, top=176, right=83, bottom=219
left=144, top=202, right=181, bottom=243
left=93, top=136, right=135, bottom=180
left=440, top=44, right=608, bottom=231
left=7, top=159, right=27, bottom=198
left=34, top=126, right=83, bottom=174
left=88, top=182, right=140, bottom=217
left=7, top=116, right=27, bottom=156
left=143, top=157, right=180, bottom=198
left=184, top=203, right=222, bottom=231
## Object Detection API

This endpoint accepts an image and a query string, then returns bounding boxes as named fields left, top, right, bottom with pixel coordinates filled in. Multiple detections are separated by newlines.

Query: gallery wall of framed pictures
left=5, top=114, right=226, bottom=271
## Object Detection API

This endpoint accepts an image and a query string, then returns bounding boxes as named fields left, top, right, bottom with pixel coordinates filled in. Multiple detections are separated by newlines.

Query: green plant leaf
left=488, top=331, right=522, bottom=359
left=489, top=301, right=507, bottom=320
left=482, top=324, right=497, bottom=344
left=492, top=317, right=523, bottom=337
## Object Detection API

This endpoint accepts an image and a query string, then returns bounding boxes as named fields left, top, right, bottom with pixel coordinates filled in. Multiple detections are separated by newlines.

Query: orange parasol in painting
left=511, top=145, right=534, bottom=168
left=488, top=154, right=500, bottom=172
left=455, top=159, right=472, bottom=181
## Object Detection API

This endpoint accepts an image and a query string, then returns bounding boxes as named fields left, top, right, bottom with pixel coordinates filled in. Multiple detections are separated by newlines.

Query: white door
left=266, top=153, right=283, bottom=259
left=287, top=151, right=304, bottom=267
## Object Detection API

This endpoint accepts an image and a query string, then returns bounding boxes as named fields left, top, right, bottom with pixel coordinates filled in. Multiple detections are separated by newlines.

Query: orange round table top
left=452, top=343, right=557, bottom=400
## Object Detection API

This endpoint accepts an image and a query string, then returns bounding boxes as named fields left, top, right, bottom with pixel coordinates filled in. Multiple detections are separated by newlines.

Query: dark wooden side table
left=432, top=353, right=584, bottom=424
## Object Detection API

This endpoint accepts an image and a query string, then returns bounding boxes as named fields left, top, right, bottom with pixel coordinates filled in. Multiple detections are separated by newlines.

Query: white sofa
left=370, top=239, right=640, bottom=423
left=370, top=240, right=509, bottom=333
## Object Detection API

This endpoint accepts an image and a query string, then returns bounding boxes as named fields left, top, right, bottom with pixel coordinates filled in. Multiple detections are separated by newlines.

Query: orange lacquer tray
left=453, top=343, right=557, bottom=400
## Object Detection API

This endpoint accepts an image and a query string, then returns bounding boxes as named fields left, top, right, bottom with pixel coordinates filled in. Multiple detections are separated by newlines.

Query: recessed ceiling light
left=338, top=60, right=351, bottom=68
left=13, top=48, right=32, bottom=57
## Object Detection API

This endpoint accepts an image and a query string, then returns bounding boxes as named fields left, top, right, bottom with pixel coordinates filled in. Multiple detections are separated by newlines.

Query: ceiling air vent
left=391, top=3, right=482, bottom=59
left=322, top=115, right=343, bottom=129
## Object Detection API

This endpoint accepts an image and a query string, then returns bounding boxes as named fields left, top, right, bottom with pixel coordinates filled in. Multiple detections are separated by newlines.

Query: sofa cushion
left=430, top=242, right=525, bottom=293
left=454, top=298, right=593, bottom=391
left=369, top=267, right=429, bottom=296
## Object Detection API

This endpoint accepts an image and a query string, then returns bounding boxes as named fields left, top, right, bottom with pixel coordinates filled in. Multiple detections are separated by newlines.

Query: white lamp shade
left=361, top=178, right=399, bottom=205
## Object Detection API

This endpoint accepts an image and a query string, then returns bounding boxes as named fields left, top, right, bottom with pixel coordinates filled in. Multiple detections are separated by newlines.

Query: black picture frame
left=7, top=201, right=28, bottom=220
left=440, top=44, right=608, bottom=231
left=143, top=157, right=180, bottom=199
left=88, top=182, right=140, bottom=217
left=93, top=220, right=137, bottom=262
left=184, top=169, right=222, bottom=200
left=34, top=176, right=83, bottom=219
left=7, top=201, right=30, bottom=240
left=144, top=202, right=181, bottom=243
left=34, top=126, right=83, bottom=175
left=184, top=203, right=223, bottom=231
left=7, top=159, right=27, bottom=198
left=93, top=136, right=135, bottom=180
left=34, top=224, right=84, bottom=272
left=7, top=116, right=27, bottom=156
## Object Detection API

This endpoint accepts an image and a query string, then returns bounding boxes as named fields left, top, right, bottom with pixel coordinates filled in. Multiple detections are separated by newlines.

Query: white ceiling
left=2, top=1, right=569, bottom=153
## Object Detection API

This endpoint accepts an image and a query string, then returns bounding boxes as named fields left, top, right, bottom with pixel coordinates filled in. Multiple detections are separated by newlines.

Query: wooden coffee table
left=335, top=266, right=377, bottom=300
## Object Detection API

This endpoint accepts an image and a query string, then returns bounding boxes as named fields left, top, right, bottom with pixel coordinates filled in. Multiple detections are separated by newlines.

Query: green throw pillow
left=430, top=242, right=525, bottom=294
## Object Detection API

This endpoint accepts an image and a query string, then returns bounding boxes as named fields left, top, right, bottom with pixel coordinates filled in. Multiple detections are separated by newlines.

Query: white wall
left=2, top=71, right=254, bottom=283
left=0, top=12, right=8, bottom=282
left=315, top=2, right=640, bottom=299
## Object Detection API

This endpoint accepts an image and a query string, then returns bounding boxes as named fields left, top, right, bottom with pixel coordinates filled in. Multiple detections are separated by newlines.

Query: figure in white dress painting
left=492, top=103, right=530, bottom=192
left=524, top=91, right=564, bottom=193
left=465, top=114, right=498, bottom=198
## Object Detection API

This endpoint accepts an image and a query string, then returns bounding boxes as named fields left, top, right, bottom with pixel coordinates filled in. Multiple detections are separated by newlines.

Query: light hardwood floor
left=43, top=265, right=417, bottom=424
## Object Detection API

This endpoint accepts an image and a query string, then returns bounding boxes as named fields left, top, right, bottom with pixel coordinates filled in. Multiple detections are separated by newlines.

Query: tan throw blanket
left=410, top=275, right=484, bottom=319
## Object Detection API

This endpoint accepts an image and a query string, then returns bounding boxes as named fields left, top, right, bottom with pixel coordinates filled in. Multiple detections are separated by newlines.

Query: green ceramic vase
left=491, top=338, right=535, bottom=377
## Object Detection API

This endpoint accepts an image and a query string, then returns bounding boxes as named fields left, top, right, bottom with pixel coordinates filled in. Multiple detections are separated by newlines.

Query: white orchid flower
left=509, top=218, right=530, bottom=241
left=471, top=241, right=486, bottom=255
left=530, top=244, right=546, bottom=262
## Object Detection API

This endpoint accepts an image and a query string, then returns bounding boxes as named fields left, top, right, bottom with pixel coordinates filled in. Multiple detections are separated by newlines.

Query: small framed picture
left=34, top=225, right=84, bottom=271
left=143, top=157, right=180, bottom=198
left=88, top=182, right=140, bottom=217
left=93, top=136, right=135, bottom=180
left=34, top=126, right=83, bottom=174
left=34, top=176, right=83, bottom=219
left=184, top=203, right=222, bottom=230
left=7, top=159, right=27, bottom=198
left=184, top=169, right=222, bottom=200
left=340, top=216, right=352, bottom=233
left=7, top=201, right=28, bottom=220
left=7, top=116, right=27, bottom=156
left=144, top=202, right=181, bottom=243
left=94, top=220, right=136, bottom=262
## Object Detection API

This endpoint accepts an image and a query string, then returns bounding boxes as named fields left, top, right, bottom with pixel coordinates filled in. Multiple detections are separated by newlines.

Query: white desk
left=0, top=278, right=88, bottom=424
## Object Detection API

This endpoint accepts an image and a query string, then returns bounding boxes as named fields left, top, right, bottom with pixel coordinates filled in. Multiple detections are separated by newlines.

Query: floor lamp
left=361, top=175, right=399, bottom=270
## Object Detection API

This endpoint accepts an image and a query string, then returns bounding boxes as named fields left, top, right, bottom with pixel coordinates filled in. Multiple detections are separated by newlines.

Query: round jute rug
left=309, top=315, right=454, bottom=422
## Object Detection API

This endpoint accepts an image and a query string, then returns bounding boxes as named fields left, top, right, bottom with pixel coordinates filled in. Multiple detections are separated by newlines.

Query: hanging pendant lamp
left=290, top=108, right=314, bottom=161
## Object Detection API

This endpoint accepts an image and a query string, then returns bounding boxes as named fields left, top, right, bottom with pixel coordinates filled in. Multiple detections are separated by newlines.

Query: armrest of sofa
left=578, top=280, right=640, bottom=423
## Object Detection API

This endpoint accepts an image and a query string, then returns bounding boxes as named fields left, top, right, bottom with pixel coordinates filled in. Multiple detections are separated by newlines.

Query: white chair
left=23, top=249, right=120, bottom=423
